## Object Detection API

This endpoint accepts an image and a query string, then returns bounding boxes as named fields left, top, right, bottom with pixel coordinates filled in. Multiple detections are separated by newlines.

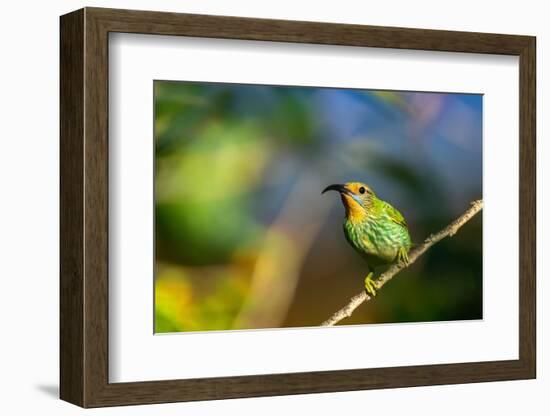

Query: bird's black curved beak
left=322, top=184, right=352, bottom=196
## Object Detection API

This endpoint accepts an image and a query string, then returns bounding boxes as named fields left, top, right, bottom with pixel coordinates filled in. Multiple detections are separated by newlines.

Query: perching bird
left=322, top=182, right=411, bottom=297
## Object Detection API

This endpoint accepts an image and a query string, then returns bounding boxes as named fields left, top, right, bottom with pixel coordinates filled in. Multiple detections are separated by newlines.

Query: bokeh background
left=154, top=81, right=482, bottom=333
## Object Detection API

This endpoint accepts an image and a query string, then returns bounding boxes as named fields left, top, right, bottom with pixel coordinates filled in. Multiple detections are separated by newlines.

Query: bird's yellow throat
left=341, top=194, right=367, bottom=223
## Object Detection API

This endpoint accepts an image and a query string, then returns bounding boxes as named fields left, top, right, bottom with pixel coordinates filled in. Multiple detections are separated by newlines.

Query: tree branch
left=321, top=199, right=483, bottom=327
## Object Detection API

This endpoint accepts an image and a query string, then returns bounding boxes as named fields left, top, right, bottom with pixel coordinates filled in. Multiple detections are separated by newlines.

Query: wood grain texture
left=59, top=7, right=537, bottom=408
left=88, top=7, right=532, bottom=54
left=59, top=8, right=84, bottom=406
left=518, top=37, right=536, bottom=376
left=83, top=10, right=110, bottom=406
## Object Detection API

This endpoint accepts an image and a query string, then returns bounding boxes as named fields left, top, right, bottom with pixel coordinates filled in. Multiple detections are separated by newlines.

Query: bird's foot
left=364, top=272, right=378, bottom=298
left=398, top=247, right=410, bottom=266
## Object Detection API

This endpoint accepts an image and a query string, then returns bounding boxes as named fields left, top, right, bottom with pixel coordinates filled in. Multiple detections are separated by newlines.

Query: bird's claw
left=398, top=247, right=410, bottom=266
left=364, top=272, right=378, bottom=297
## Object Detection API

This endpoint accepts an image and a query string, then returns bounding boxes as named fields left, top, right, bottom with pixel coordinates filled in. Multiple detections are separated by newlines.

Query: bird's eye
left=359, top=187, right=366, bottom=194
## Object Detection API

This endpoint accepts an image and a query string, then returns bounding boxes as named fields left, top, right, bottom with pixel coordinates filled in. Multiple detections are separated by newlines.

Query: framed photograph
left=60, top=7, right=536, bottom=407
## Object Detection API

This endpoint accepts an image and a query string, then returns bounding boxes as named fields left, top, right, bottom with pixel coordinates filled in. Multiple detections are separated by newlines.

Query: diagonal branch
left=321, top=199, right=483, bottom=327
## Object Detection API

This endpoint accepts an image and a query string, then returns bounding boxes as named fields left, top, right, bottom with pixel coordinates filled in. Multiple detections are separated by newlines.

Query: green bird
left=322, top=182, right=411, bottom=297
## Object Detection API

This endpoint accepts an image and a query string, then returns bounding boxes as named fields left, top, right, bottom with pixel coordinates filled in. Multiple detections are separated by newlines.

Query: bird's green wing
left=382, top=201, right=408, bottom=229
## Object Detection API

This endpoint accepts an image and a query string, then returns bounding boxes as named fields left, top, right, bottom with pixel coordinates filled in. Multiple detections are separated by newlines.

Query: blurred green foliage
left=154, top=81, right=483, bottom=333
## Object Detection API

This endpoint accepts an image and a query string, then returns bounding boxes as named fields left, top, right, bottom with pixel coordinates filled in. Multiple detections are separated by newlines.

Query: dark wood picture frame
left=60, top=7, right=536, bottom=408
